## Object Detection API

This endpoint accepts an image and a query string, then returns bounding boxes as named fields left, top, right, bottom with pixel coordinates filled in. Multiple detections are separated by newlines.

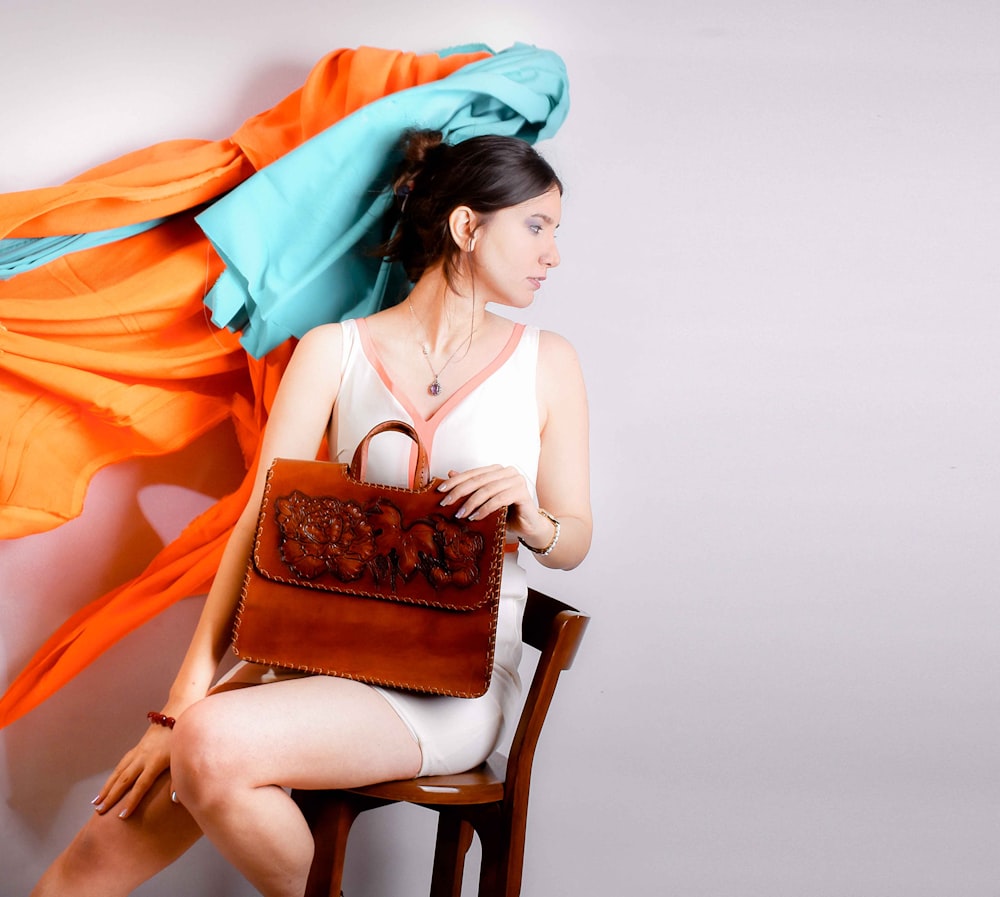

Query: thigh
left=180, top=675, right=422, bottom=790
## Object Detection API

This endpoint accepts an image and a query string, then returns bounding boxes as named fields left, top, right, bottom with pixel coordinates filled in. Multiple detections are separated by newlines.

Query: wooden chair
left=292, top=587, right=590, bottom=897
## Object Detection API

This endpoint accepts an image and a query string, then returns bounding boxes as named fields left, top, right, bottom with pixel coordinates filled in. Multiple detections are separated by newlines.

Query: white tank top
left=331, top=318, right=542, bottom=495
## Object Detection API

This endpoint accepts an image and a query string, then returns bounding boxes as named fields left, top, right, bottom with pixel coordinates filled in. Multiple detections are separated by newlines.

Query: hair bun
left=393, top=129, right=445, bottom=194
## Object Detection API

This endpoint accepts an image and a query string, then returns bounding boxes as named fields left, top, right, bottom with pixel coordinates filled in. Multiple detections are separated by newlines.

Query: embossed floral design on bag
left=275, top=492, right=378, bottom=581
left=274, top=491, right=485, bottom=591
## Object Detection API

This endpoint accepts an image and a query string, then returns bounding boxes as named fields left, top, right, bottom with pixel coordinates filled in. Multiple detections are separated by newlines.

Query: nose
left=542, top=239, right=560, bottom=268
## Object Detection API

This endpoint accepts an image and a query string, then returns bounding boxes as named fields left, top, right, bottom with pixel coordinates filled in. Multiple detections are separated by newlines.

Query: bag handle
left=349, top=420, right=431, bottom=489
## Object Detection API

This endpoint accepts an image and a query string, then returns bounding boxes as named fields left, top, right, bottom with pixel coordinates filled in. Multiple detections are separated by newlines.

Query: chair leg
left=476, top=808, right=526, bottom=897
left=293, top=790, right=364, bottom=897
left=499, top=813, right=529, bottom=897
left=429, top=812, right=475, bottom=897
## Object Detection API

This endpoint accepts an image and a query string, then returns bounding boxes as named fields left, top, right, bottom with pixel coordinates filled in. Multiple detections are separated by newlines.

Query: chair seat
left=346, top=753, right=508, bottom=806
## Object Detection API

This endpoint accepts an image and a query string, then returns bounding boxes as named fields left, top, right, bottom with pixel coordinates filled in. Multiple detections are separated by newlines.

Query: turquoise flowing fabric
left=196, top=44, right=569, bottom=358
left=0, top=218, right=167, bottom=280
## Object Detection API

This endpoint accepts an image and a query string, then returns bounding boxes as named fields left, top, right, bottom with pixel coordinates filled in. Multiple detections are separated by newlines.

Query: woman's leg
left=170, top=674, right=422, bottom=897
left=28, top=672, right=282, bottom=896
left=30, top=772, right=203, bottom=897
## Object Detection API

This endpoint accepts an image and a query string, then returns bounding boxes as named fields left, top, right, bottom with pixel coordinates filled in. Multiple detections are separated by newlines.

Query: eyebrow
left=529, top=213, right=560, bottom=227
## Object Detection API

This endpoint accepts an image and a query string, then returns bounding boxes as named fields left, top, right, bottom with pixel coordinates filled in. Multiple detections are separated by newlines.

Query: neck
left=405, top=272, right=480, bottom=354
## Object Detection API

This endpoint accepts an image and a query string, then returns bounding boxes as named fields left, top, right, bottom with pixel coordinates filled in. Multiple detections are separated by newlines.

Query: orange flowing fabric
left=0, top=46, right=490, bottom=728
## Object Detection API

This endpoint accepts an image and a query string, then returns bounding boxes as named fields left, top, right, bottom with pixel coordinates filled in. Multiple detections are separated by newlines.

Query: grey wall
left=2, top=1, right=998, bottom=895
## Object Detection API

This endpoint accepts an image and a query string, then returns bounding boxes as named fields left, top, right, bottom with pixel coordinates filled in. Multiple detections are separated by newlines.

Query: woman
left=31, top=130, right=591, bottom=897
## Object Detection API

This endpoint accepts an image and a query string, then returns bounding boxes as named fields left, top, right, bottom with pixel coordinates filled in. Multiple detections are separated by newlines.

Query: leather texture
left=232, top=421, right=507, bottom=697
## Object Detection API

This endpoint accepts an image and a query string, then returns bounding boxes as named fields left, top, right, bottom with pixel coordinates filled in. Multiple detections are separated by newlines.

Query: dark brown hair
left=380, top=130, right=562, bottom=285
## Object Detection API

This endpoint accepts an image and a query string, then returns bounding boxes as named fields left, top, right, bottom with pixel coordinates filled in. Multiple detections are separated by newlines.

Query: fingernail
left=118, top=808, right=129, bottom=819
left=93, top=803, right=104, bottom=813
left=91, top=795, right=102, bottom=805
left=171, top=791, right=179, bottom=804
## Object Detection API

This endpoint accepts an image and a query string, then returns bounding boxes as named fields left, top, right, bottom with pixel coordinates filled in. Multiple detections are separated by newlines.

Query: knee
left=170, top=701, right=245, bottom=809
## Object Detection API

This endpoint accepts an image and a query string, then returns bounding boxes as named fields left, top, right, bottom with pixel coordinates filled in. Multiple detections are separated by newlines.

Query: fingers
left=115, top=767, right=161, bottom=819
left=92, top=730, right=172, bottom=819
left=93, top=757, right=140, bottom=816
left=437, top=466, right=532, bottom=521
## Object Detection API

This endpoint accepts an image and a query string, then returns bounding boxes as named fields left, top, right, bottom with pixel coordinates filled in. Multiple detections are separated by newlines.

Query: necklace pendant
left=428, top=379, right=442, bottom=397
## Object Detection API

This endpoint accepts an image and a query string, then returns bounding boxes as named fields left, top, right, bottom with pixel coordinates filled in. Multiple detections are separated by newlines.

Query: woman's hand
left=91, top=724, right=173, bottom=819
left=437, top=465, right=554, bottom=549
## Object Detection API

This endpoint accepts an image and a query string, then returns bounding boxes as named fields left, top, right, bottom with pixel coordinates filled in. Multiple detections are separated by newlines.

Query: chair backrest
left=504, top=588, right=590, bottom=805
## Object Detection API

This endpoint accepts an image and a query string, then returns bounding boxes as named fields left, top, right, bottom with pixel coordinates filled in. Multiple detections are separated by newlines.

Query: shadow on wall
left=1, top=423, right=246, bottom=839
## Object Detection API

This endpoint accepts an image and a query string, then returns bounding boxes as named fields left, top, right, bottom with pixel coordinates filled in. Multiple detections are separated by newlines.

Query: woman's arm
left=437, top=329, right=592, bottom=572
left=93, top=323, right=344, bottom=818
left=526, top=330, right=592, bottom=570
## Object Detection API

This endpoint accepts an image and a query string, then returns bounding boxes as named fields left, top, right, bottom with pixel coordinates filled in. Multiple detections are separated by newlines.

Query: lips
left=528, top=276, right=546, bottom=289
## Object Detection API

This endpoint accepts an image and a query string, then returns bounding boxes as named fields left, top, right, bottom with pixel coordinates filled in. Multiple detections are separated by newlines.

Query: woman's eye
left=529, top=224, right=542, bottom=234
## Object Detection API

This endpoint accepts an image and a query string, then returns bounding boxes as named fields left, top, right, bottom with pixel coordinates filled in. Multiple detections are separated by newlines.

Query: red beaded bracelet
left=147, top=711, right=176, bottom=729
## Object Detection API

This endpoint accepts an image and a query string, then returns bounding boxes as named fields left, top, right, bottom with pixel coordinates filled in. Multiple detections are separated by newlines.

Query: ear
left=448, top=205, right=481, bottom=252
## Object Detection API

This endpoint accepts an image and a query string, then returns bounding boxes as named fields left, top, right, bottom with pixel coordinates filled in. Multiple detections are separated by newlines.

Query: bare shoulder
left=297, top=321, right=345, bottom=352
left=537, top=329, right=585, bottom=382
left=535, top=329, right=588, bottom=432
left=286, top=322, right=345, bottom=369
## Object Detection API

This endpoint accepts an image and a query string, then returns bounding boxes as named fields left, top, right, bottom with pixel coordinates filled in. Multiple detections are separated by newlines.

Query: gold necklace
left=407, top=297, right=477, bottom=396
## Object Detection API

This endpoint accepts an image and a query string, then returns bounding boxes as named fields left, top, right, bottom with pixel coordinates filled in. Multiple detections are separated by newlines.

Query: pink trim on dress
left=355, top=318, right=526, bottom=473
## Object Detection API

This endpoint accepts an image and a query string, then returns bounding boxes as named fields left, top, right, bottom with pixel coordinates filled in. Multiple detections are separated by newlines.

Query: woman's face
left=467, top=185, right=562, bottom=308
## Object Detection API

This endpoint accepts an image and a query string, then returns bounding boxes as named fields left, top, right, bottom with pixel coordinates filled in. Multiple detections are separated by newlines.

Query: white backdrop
left=2, top=1, right=998, bottom=895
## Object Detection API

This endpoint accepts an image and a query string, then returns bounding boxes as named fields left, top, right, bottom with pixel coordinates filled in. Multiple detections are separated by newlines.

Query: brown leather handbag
left=231, top=420, right=507, bottom=698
